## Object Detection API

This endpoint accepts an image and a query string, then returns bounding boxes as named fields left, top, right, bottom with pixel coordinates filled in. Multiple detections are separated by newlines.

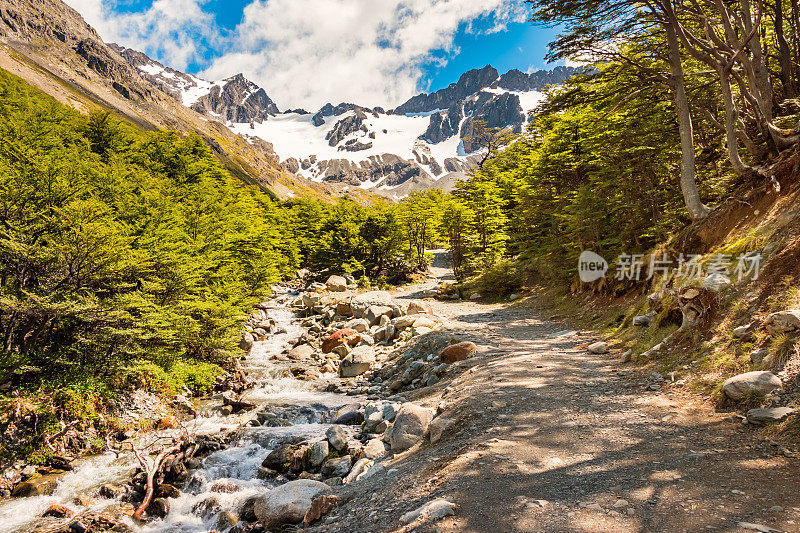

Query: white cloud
left=64, top=0, right=219, bottom=71
left=65, top=0, right=527, bottom=109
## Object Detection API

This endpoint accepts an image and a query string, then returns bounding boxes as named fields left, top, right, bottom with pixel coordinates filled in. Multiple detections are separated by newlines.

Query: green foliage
left=0, top=68, right=295, bottom=396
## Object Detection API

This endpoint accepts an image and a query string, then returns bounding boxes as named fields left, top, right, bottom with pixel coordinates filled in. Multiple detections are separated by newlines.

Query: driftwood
left=44, top=420, right=79, bottom=451
left=132, top=442, right=182, bottom=521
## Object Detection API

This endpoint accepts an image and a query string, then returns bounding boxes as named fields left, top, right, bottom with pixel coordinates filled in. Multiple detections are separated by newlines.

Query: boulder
left=309, top=441, right=329, bottom=467
left=148, top=498, right=170, bottom=518
left=733, top=323, right=755, bottom=339
left=343, top=318, right=370, bottom=333
left=701, top=273, right=731, bottom=292
left=320, top=455, right=352, bottom=478
left=11, top=473, right=61, bottom=497
left=412, top=317, right=437, bottom=330
left=288, top=344, right=315, bottom=360
left=350, top=291, right=396, bottom=318
left=388, top=403, right=435, bottom=453
left=325, top=275, right=348, bottom=292
left=364, top=438, right=388, bottom=459
left=42, top=504, right=72, bottom=518
left=746, top=407, right=797, bottom=425
left=239, top=331, right=254, bottom=352
left=302, top=293, right=321, bottom=309
left=326, top=425, right=348, bottom=451
left=339, top=345, right=375, bottom=378
left=407, top=300, right=433, bottom=315
left=587, top=341, right=609, bottom=354
left=321, top=329, right=361, bottom=354
left=632, top=312, right=655, bottom=327
left=399, top=499, right=456, bottom=525
left=303, top=494, right=340, bottom=526
left=721, top=371, right=782, bottom=400
left=254, top=479, right=331, bottom=529
left=428, top=416, right=454, bottom=444
left=439, top=342, right=477, bottom=364
left=336, top=301, right=354, bottom=317
left=366, top=305, right=394, bottom=326
left=750, top=349, right=769, bottom=365
left=343, top=458, right=373, bottom=484
left=764, top=310, right=800, bottom=335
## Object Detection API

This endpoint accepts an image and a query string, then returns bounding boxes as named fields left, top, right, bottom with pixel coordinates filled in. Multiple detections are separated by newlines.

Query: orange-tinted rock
left=304, top=494, right=340, bottom=526
left=439, top=341, right=477, bottom=364
left=321, top=329, right=361, bottom=353
left=42, top=503, right=73, bottom=518
left=156, top=416, right=180, bottom=430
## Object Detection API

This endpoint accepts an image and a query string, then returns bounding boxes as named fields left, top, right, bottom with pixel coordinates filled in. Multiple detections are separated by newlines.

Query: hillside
left=0, top=0, right=359, bottom=202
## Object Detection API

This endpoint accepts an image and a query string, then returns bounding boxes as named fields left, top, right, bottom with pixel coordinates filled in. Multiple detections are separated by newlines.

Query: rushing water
left=0, top=290, right=354, bottom=533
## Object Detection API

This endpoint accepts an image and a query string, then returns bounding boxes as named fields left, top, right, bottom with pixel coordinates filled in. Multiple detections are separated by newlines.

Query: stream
left=0, top=290, right=357, bottom=533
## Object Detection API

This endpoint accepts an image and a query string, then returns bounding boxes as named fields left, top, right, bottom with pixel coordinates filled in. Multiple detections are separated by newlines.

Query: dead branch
left=132, top=442, right=182, bottom=521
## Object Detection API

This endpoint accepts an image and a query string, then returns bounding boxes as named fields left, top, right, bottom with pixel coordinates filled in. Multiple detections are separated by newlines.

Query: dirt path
left=317, top=252, right=800, bottom=533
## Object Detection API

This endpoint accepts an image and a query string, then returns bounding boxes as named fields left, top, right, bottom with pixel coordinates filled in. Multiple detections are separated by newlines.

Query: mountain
left=111, top=56, right=578, bottom=198
left=0, top=0, right=580, bottom=199
left=0, top=0, right=359, bottom=202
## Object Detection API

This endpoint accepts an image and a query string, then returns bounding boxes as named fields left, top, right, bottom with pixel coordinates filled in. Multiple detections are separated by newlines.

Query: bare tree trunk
left=775, top=0, right=797, bottom=97
left=666, top=23, right=711, bottom=220
left=719, top=72, right=759, bottom=177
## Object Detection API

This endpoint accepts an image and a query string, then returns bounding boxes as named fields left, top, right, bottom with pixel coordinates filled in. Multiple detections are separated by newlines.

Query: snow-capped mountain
left=116, top=46, right=579, bottom=197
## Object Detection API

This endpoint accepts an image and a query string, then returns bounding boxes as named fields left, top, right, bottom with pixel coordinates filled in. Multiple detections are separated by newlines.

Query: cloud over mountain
left=65, top=0, right=527, bottom=109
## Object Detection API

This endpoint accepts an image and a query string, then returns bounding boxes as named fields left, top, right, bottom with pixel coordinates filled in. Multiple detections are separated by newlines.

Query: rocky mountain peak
left=189, top=73, right=279, bottom=123
left=393, top=65, right=499, bottom=115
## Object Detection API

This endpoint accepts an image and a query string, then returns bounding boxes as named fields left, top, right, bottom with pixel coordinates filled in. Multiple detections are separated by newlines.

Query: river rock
left=217, top=511, right=239, bottom=530
left=148, top=498, right=170, bottom=519
left=344, top=318, right=370, bottom=333
left=326, top=275, right=348, bottom=292
left=302, top=293, right=321, bottom=309
left=321, top=329, right=361, bottom=354
left=587, top=341, right=609, bottom=354
left=11, top=473, right=61, bottom=497
left=288, top=344, right=315, bottom=360
left=343, top=458, right=373, bottom=484
left=303, top=494, right=339, bottom=526
left=262, top=443, right=294, bottom=471
left=366, top=305, right=394, bottom=326
left=340, top=345, right=376, bottom=377
left=399, top=499, right=456, bottom=525
left=239, top=331, right=254, bottom=352
left=326, top=425, right=348, bottom=451
left=721, top=371, right=782, bottom=400
left=746, top=407, right=797, bottom=425
left=320, top=455, right=352, bottom=478
left=407, top=300, right=433, bottom=315
left=364, top=438, right=388, bottom=459
left=309, top=441, right=329, bottom=467
left=439, top=341, right=477, bottom=364
left=350, top=291, right=396, bottom=319
left=388, top=403, right=435, bottom=452
left=42, top=503, right=73, bottom=518
left=254, top=479, right=332, bottom=529
left=765, top=310, right=800, bottom=334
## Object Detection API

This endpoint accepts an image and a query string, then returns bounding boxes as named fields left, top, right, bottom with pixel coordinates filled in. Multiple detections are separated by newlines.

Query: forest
left=3, top=0, right=800, bottom=465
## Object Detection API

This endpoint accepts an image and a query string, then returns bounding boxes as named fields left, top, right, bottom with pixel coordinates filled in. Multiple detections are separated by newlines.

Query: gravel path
left=318, top=251, right=800, bottom=533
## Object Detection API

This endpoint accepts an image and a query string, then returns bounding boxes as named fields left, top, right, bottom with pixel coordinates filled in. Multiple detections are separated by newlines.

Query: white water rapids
left=0, top=291, right=354, bottom=533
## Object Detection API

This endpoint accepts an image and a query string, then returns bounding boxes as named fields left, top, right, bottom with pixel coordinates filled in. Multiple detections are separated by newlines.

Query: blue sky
left=67, top=0, right=564, bottom=108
